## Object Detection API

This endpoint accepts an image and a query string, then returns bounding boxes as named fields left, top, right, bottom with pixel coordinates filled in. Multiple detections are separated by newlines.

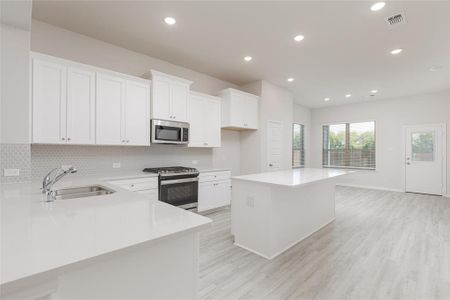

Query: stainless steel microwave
left=151, top=119, right=189, bottom=144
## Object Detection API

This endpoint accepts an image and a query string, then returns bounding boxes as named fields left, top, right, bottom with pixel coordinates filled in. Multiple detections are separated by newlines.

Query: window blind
left=322, top=121, right=375, bottom=169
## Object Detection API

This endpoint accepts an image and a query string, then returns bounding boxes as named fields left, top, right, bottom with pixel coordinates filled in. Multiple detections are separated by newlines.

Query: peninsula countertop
left=0, top=173, right=211, bottom=285
left=232, top=168, right=354, bottom=187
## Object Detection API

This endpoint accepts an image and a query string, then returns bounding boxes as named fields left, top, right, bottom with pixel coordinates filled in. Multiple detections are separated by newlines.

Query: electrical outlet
left=113, top=162, right=121, bottom=169
left=246, top=196, right=255, bottom=208
left=4, top=169, right=20, bottom=177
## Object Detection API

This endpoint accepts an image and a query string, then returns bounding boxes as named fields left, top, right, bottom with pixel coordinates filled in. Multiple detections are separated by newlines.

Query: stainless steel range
left=143, top=166, right=199, bottom=210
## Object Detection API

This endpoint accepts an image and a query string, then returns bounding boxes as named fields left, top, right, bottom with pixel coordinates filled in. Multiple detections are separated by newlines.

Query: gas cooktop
left=142, top=166, right=199, bottom=175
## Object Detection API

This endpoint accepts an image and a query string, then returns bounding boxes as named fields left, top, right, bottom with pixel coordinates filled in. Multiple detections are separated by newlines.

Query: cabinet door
left=96, top=73, right=125, bottom=145
left=66, top=67, right=96, bottom=144
left=188, top=94, right=205, bottom=147
left=170, top=82, right=189, bottom=122
left=243, top=96, right=258, bottom=129
left=152, top=78, right=171, bottom=120
left=198, top=181, right=215, bottom=212
left=229, top=94, right=245, bottom=128
left=214, top=180, right=232, bottom=207
left=124, top=81, right=150, bottom=146
left=32, top=59, right=67, bottom=144
left=204, top=99, right=221, bottom=147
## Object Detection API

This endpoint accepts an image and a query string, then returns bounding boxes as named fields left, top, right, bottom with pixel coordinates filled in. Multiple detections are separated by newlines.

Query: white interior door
left=405, top=124, right=445, bottom=195
left=267, top=120, right=283, bottom=171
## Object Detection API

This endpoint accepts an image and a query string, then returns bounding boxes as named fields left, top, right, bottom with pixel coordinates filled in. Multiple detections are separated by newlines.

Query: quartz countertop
left=0, top=174, right=211, bottom=285
left=232, top=168, right=354, bottom=187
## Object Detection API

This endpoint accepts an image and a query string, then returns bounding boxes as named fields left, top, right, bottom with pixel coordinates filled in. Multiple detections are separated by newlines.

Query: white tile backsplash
left=0, top=143, right=31, bottom=183
left=31, top=144, right=214, bottom=179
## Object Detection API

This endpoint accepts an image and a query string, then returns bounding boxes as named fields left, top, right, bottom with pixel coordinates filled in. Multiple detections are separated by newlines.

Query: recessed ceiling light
left=287, top=78, right=295, bottom=82
left=164, top=17, right=176, bottom=25
left=324, top=97, right=330, bottom=102
left=294, top=35, right=304, bottom=42
left=345, top=94, right=352, bottom=98
left=390, top=48, right=403, bottom=55
left=370, top=2, right=386, bottom=11
left=371, top=89, right=378, bottom=94
left=244, top=56, right=252, bottom=62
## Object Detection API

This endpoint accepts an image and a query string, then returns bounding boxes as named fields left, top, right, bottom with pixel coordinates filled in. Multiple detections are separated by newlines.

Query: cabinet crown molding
left=216, top=88, right=260, bottom=99
left=145, top=70, right=193, bottom=86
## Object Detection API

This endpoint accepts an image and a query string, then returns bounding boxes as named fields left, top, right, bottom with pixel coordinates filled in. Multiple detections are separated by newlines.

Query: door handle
left=406, top=162, right=411, bottom=165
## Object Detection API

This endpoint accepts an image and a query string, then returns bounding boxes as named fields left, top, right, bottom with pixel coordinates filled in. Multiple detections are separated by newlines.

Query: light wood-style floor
left=198, top=186, right=450, bottom=300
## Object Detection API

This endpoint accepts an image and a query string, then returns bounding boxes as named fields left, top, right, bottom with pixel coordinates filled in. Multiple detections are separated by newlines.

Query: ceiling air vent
left=385, top=12, right=407, bottom=29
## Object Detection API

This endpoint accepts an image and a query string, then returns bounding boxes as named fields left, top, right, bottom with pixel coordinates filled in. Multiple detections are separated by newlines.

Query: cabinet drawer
left=136, top=189, right=159, bottom=201
left=199, top=171, right=231, bottom=183
left=108, top=177, right=158, bottom=191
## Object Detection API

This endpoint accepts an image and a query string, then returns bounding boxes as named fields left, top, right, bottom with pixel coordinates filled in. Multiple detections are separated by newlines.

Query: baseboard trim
left=234, top=218, right=336, bottom=260
left=337, top=184, right=404, bottom=193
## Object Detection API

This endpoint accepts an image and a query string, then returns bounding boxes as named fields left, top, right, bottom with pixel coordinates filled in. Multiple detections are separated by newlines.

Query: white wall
left=31, top=20, right=237, bottom=94
left=239, top=80, right=294, bottom=174
left=293, top=104, right=311, bottom=167
left=310, top=90, right=450, bottom=194
left=0, top=24, right=31, bottom=143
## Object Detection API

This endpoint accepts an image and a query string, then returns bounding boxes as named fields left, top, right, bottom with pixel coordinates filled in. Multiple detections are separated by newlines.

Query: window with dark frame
left=322, top=121, right=375, bottom=170
left=292, top=123, right=305, bottom=167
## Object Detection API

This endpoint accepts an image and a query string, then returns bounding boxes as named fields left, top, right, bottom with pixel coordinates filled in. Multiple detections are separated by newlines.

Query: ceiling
left=32, top=1, right=450, bottom=108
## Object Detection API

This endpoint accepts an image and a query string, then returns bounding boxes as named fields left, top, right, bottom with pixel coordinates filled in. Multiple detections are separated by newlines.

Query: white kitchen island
left=231, top=168, right=353, bottom=259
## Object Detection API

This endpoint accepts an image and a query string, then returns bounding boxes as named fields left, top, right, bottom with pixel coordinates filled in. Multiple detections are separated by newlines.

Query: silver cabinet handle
left=61, top=137, right=65, bottom=141
left=126, top=140, right=130, bottom=143
left=269, top=163, right=273, bottom=167
left=406, top=162, right=411, bottom=165
left=121, top=140, right=126, bottom=143
left=67, top=138, right=71, bottom=141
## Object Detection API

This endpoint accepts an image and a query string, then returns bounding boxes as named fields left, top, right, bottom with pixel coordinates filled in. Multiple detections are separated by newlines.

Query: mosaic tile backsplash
left=0, top=143, right=32, bottom=183
left=31, top=144, right=214, bottom=179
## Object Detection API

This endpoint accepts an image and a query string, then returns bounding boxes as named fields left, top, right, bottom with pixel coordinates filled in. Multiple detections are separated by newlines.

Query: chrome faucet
left=42, top=166, right=77, bottom=201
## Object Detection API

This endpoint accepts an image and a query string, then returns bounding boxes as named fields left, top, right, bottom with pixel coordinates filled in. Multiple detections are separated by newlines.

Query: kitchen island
left=0, top=173, right=211, bottom=299
left=231, top=168, right=353, bottom=259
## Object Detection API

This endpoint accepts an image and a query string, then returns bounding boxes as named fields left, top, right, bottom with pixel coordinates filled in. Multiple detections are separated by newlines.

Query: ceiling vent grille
left=385, top=12, right=407, bottom=29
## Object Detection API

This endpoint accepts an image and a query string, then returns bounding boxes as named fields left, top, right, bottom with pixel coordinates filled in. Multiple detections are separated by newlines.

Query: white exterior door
left=124, top=81, right=150, bottom=146
left=96, top=73, right=125, bottom=145
left=32, top=59, right=67, bottom=144
left=405, top=124, right=445, bottom=195
left=267, top=121, right=283, bottom=171
left=66, top=67, right=96, bottom=144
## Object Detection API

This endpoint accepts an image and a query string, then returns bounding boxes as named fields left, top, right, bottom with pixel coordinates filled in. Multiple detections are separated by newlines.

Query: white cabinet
left=188, top=92, right=221, bottom=148
left=108, top=177, right=158, bottom=201
left=96, top=73, right=150, bottom=146
left=67, top=67, right=96, bottom=144
left=216, top=88, right=259, bottom=130
left=96, top=73, right=125, bottom=145
left=32, top=59, right=95, bottom=144
left=198, top=171, right=231, bottom=212
left=149, top=70, right=192, bottom=122
left=124, top=81, right=150, bottom=146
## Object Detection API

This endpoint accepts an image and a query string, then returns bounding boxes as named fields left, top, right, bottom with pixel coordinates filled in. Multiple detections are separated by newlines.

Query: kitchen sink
left=52, top=185, right=115, bottom=200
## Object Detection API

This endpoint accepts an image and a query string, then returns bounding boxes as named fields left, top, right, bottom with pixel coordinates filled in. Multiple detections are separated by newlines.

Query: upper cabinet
left=216, top=88, right=259, bottom=130
left=189, top=92, right=221, bottom=148
left=148, top=70, right=192, bottom=122
left=96, top=73, right=150, bottom=146
left=32, top=58, right=96, bottom=144
left=31, top=53, right=150, bottom=146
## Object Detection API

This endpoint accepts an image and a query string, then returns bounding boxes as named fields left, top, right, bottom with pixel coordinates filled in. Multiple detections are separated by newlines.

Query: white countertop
left=0, top=173, right=211, bottom=285
left=232, top=168, right=354, bottom=187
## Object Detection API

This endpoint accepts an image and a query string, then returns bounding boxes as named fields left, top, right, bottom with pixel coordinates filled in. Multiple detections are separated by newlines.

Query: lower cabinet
left=198, top=171, right=231, bottom=212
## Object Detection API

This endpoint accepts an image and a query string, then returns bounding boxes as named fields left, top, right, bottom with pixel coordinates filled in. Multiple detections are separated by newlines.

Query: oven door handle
left=160, top=177, right=199, bottom=185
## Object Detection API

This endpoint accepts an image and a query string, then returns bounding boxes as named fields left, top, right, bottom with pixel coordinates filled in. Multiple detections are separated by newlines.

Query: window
left=292, top=123, right=305, bottom=167
left=322, top=121, right=375, bottom=169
